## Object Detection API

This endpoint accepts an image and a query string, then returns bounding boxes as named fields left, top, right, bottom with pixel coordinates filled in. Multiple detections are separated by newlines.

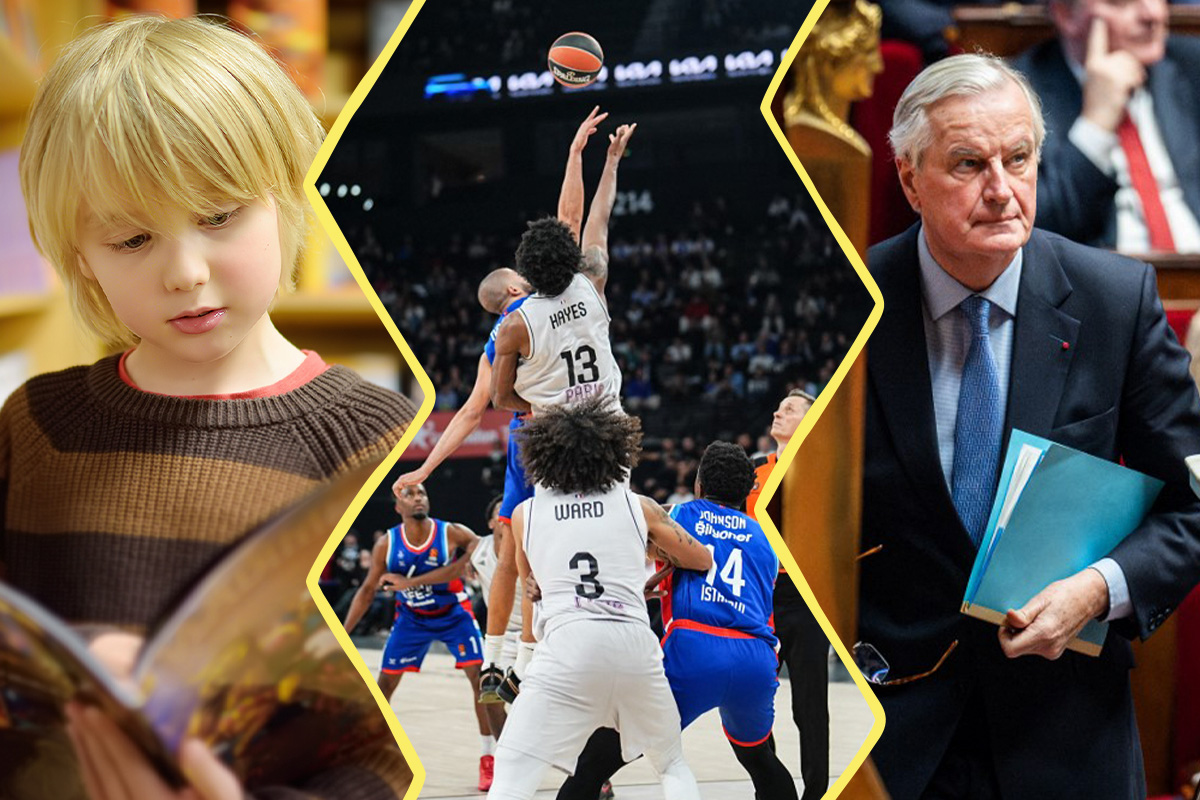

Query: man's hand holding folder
left=961, top=429, right=1164, bottom=658
left=997, top=567, right=1110, bottom=660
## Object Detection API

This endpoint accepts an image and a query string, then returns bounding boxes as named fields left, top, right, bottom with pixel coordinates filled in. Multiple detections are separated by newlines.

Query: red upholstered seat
left=851, top=40, right=924, bottom=245
left=1165, top=306, right=1200, bottom=791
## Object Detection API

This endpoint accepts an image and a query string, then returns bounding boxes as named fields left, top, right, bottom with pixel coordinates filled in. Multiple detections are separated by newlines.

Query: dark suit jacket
left=861, top=225, right=1200, bottom=799
left=1013, top=38, right=1200, bottom=249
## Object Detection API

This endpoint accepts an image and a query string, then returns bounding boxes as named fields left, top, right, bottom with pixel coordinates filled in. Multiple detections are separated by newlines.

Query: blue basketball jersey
left=486, top=295, right=527, bottom=432
left=663, top=499, right=778, bottom=646
left=386, top=518, right=466, bottom=613
left=484, top=295, right=527, bottom=366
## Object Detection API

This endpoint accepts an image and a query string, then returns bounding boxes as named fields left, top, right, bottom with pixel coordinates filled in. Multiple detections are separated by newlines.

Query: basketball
left=548, top=32, right=604, bottom=88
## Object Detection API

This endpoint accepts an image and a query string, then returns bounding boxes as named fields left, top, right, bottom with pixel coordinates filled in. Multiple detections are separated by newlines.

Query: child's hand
left=65, top=703, right=241, bottom=800
left=88, top=632, right=144, bottom=684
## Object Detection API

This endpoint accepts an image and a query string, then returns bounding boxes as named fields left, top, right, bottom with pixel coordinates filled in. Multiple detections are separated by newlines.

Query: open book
left=0, top=462, right=394, bottom=799
left=961, top=430, right=1163, bottom=656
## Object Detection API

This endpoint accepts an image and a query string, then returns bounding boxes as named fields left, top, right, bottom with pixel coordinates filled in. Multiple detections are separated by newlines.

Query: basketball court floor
left=357, top=640, right=877, bottom=799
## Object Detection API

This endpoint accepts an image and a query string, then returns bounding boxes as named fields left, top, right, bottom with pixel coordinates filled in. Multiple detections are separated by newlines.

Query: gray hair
left=889, top=53, right=1045, bottom=165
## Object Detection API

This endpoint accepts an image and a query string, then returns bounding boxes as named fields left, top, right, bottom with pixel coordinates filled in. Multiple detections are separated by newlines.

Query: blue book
left=961, top=430, right=1163, bottom=656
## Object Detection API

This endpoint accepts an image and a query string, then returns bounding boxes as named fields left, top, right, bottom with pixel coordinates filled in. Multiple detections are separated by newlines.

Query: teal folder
left=961, top=429, right=1163, bottom=656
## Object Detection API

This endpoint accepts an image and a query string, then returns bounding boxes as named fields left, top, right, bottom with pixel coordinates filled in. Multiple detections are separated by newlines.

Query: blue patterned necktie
left=952, top=295, right=1003, bottom=547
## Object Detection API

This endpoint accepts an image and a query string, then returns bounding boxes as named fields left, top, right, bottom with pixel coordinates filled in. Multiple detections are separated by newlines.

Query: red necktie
left=1117, top=113, right=1176, bottom=252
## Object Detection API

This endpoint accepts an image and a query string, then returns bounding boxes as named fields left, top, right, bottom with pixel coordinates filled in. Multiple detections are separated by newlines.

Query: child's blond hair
left=19, top=15, right=324, bottom=346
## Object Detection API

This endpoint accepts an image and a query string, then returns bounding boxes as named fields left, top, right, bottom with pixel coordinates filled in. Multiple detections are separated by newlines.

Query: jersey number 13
left=559, top=345, right=599, bottom=387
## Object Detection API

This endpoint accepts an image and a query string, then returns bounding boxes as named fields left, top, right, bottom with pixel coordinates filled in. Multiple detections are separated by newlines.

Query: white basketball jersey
left=521, top=481, right=650, bottom=637
left=514, top=272, right=622, bottom=412
left=470, top=535, right=523, bottom=635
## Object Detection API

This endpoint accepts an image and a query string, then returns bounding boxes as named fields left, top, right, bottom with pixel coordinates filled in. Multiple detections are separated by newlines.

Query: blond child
left=2, top=14, right=416, bottom=799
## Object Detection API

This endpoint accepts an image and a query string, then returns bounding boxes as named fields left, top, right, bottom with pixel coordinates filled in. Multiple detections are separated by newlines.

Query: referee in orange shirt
left=747, top=388, right=827, bottom=800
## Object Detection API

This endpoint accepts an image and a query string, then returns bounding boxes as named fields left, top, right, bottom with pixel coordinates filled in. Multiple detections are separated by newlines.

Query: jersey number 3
left=560, top=345, right=599, bottom=387
left=570, top=551, right=605, bottom=599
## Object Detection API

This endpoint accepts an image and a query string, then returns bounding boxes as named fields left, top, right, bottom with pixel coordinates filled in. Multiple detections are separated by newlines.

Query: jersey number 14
left=704, top=545, right=746, bottom=597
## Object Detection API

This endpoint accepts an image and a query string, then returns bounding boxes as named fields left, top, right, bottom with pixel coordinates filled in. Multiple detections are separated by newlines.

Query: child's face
left=75, top=198, right=283, bottom=366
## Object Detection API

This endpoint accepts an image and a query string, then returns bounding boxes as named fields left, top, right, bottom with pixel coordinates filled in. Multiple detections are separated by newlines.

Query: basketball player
left=470, top=495, right=524, bottom=719
left=393, top=105, right=609, bottom=493
left=396, top=264, right=532, bottom=710
left=487, top=397, right=710, bottom=800
left=480, top=119, right=637, bottom=701
left=392, top=108, right=614, bottom=704
left=557, top=442, right=799, bottom=800
left=489, top=121, right=637, bottom=415
left=343, top=483, right=505, bottom=791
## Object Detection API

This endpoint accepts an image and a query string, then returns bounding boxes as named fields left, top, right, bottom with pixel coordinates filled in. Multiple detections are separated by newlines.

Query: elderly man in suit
left=1013, top=0, right=1200, bottom=251
left=862, top=53, right=1200, bottom=799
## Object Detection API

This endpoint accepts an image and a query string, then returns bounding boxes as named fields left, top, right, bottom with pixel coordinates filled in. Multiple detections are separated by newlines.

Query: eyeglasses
left=852, top=639, right=959, bottom=686
left=856, top=544, right=883, bottom=561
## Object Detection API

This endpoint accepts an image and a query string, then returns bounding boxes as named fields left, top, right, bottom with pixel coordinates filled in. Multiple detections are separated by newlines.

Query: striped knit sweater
left=0, top=353, right=417, bottom=799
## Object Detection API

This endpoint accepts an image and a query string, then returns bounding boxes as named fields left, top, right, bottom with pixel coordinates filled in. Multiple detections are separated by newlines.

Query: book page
left=0, top=584, right=179, bottom=799
left=134, top=462, right=393, bottom=789
left=996, top=443, right=1045, bottom=532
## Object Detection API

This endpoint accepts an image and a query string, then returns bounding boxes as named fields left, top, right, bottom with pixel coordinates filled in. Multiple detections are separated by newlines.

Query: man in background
left=1015, top=0, right=1200, bottom=250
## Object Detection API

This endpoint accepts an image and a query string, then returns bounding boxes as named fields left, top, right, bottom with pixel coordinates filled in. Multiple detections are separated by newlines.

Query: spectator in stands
left=340, top=532, right=361, bottom=562
left=625, top=367, right=658, bottom=410
left=1015, top=0, right=1200, bottom=251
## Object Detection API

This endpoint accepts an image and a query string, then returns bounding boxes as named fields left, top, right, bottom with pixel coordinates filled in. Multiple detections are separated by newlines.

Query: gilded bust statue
left=784, top=0, right=883, bottom=157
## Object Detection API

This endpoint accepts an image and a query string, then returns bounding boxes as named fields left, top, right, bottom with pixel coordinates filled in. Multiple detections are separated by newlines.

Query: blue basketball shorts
left=662, top=627, right=779, bottom=746
left=381, top=603, right=483, bottom=674
left=498, top=422, right=533, bottom=522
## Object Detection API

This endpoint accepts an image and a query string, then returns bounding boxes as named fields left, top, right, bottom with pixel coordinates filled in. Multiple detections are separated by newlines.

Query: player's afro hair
left=514, top=217, right=582, bottom=297
left=517, top=396, right=641, bottom=495
left=697, top=441, right=756, bottom=509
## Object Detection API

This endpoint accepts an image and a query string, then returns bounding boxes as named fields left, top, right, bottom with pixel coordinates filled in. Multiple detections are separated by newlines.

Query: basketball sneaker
left=478, top=664, right=504, bottom=703
left=479, top=754, right=495, bottom=791
left=497, top=668, right=522, bottom=704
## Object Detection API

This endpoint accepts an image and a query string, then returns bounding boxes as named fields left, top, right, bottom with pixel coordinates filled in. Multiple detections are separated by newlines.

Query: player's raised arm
left=559, top=106, right=608, bottom=242
left=639, top=494, right=712, bottom=572
left=395, top=352, right=494, bottom=492
left=580, top=122, right=636, bottom=296
left=490, top=315, right=532, bottom=414
left=344, top=535, right=390, bottom=633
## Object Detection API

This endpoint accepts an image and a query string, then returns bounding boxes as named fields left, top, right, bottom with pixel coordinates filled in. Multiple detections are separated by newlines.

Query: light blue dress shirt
left=916, top=227, right=1129, bottom=621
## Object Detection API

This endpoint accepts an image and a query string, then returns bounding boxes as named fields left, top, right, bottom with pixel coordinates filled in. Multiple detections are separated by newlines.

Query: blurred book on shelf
left=105, top=0, right=194, bottom=18
left=230, top=0, right=326, bottom=102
